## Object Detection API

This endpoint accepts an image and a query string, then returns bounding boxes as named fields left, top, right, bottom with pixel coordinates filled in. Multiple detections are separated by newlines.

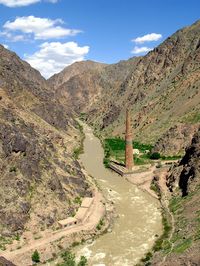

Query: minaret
left=125, top=109, right=133, bottom=170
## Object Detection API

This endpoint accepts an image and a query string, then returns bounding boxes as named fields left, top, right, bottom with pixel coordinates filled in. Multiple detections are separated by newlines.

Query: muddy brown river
left=75, top=123, right=162, bottom=266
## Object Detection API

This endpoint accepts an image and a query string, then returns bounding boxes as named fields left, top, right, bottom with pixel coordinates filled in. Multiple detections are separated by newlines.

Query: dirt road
left=1, top=190, right=105, bottom=266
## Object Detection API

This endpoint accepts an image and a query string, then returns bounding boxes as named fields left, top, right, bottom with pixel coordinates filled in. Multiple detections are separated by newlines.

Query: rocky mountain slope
left=49, top=57, right=140, bottom=112
left=0, top=45, right=92, bottom=237
left=49, top=20, right=200, bottom=155
left=152, top=128, right=200, bottom=265
left=87, top=19, right=200, bottom=148
left=48, top=60, right=107, bottom=90
left=152, top=123, right=199, bottom=156
left=167, top=127, right=200, bottom=196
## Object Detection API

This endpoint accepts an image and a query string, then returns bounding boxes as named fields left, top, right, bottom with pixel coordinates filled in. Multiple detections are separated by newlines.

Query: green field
left=104, top=138, right=153, bottom=166
left=103, top=138, right=181, bottom=167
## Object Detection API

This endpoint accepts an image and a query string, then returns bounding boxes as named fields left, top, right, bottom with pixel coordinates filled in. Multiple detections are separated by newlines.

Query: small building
left=75, top=207, right=88, bottom=223
left=58, top=197, right=94, bottom=228
left=75, top=197, right=94, bottom=223
left=133, top=149, right=140, bottom=155
left=81, top=197, right=94, bottom=208
left=0, top=257, right=16, bottom=266
left=58, top=217, right=77, bottom=229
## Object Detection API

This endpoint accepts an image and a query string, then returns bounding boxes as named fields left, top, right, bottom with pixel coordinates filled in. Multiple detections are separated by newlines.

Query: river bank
left=0, top=186, right=111, bottom=265
left=0, top=122, right=111, bottom=266
left=1, top=123, right=164, bottom=266
left=73, top=123, right=163, bottom=266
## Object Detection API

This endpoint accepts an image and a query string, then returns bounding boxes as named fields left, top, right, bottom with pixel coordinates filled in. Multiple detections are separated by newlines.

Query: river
left=75, top=123, right=162, bottom=266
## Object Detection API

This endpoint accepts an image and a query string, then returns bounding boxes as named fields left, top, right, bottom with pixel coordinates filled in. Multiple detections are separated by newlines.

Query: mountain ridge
left=48, top=19, right=200, bottom=155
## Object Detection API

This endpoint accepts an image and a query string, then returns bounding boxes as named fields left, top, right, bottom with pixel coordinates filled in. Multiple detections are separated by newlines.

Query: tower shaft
left=125, top=109, right=133, bottom=170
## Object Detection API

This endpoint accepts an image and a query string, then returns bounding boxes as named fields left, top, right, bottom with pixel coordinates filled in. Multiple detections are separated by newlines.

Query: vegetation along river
left=75, top=123, right=162, bottom=266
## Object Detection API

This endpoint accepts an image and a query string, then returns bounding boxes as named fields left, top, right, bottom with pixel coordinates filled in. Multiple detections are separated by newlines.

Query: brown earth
left=152, top=123, right=199, bottom=156
left=1, top=189, right=107, bottom=266
left=0, top=45, right=93, bottom=241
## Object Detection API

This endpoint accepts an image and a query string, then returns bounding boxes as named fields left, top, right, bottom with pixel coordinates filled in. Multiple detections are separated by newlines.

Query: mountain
left=152, top=124, right=199, bottom=156
left=48, top=57, right=140, bottom=112
left=49, top=20, right=200, bottom=155
left=48, top=60, right=107, bottom=90
left=87, top=19, right=200, bottom=150
left=0, top=45, right=92, bottom=236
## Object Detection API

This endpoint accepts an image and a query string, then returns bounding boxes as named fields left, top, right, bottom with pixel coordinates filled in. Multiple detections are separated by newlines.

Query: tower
left=125, top=109, right=133, bottom=170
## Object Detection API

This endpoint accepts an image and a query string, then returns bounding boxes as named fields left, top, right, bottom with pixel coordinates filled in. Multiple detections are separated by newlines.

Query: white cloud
left=2, top=44, right=9, bottom=49
left=133, top=33, right=162, bottom=44
left=25, top=42, right=90, bottom=78
left=0, top=0, right=58, bottom=7
left=0, top=30, right=25, bottom=41
left=3, top=16, right=80, bottom=40
left=131, top=46, right=152, bottom=54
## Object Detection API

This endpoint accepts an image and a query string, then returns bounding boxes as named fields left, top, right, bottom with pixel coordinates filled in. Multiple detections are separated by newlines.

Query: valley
left=67, top=123, right=163, bottom=266
left=0, top=17, right=200, bottom=266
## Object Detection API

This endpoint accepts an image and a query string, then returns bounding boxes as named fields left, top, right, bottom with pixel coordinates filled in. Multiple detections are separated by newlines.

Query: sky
left=0, top=0, right=199, bottom=79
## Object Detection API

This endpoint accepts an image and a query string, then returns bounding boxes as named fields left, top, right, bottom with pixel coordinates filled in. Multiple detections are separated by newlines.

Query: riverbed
left=75, top=123, right=162, bottom=266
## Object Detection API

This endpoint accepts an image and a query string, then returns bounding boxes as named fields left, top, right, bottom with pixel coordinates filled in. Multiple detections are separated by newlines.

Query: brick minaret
left=125, top=109, right=133, bottom=170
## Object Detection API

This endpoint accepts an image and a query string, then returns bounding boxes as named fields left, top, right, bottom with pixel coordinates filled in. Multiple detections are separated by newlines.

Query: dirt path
left=126, top=160, right=178, bottom=199
left=161, top=196, right=175, bottom=264
left=158, top=171, right=176, bottom=265
left=125, top=165, right=158, bottom=198
left=1, top=190, right=105, bottom=266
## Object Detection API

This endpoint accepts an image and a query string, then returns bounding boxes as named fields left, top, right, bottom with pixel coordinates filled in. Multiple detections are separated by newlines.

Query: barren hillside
left=0, top=45, right=92, bottom=237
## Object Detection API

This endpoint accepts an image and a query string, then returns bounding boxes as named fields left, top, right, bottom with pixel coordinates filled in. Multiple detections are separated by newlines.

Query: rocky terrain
left=49, top=57, right=139, bottom=113
left=0, top=45, right=92, bottom=238
left=167, top=127, right=200, bottom=196
left=48, top=60, right=107, bottom=89
left=152, top=123, right=199, bottom=156
left=50, top=20, right=200, bottom=155
left=151, top=127, right=200, bottom=266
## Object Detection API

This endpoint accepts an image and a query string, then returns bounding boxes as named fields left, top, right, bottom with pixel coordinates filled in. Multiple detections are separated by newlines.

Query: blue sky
left=0, top=0, right=199, bottom=78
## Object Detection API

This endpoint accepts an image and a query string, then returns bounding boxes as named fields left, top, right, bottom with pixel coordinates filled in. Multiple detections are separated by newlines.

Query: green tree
left=31, top=250, right=40, bottom=263
left=150, top=152, right=161, bottom=160
left=77, top=256, right=87, bottom=266
left=59, top=251, right=76, bottom=266
left=58, top=251, right=87, bottom=266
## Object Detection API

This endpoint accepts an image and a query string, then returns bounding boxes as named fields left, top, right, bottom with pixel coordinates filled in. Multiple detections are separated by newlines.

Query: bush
left=77, top=256, right=87, bottom=266
left=103, top=157, right=110, bottom=168
left=153, top=214, right=171, bottom=252
left=9, top=166, right=17, bottom=172
left=15, top=233, right=20, bottom=241
left=96, top=219, right=104, bottom=230
left=32, top=250, right=40, bottom=263
left=58, top=251, right=88, bottom=266
left=74, top=197, right=82, bottom=205
left=59, top=251, right=76, bottom=266
left=161, top=155, right=182, bottom=160
left=150, top=152, right=161, bottom=160
left=73, top=147, right=82, bottom=159
left=141, top=252, right=152, bottom=262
